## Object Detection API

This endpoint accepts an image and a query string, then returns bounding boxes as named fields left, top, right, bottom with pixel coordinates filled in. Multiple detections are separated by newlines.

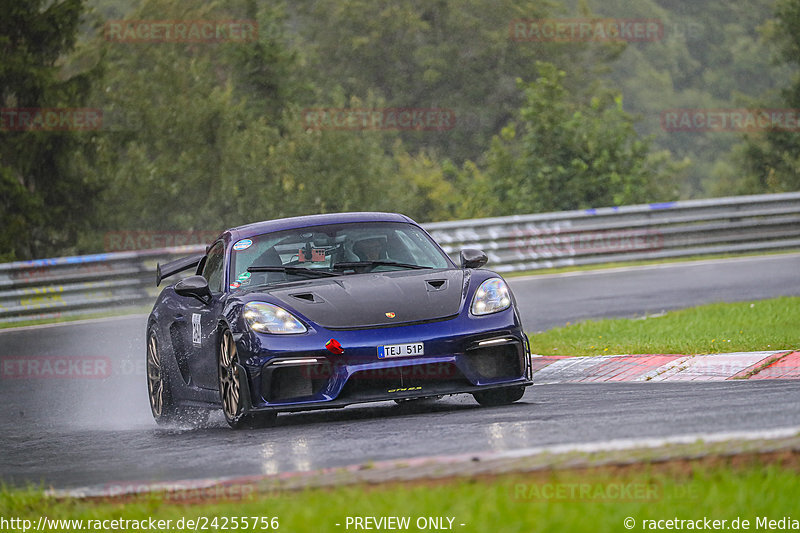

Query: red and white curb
left=531, top=351, right=800, bottom=384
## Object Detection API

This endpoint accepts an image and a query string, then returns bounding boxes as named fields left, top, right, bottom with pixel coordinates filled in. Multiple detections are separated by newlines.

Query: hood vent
left=291, top=292, right=321, bottom=303
left=426, top=279, right=447, bottom=291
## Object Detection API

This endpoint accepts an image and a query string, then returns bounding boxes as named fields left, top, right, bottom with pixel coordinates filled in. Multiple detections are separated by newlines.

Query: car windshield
left=228, top=221, right=451, bottom=288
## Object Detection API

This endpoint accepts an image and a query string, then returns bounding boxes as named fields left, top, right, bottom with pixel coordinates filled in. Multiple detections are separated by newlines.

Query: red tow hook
left=325, top=338, right=344, bottom=355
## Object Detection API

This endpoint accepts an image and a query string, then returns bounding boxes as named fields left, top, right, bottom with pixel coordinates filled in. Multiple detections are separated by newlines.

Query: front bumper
left=234, top=312, right=532, bottom=413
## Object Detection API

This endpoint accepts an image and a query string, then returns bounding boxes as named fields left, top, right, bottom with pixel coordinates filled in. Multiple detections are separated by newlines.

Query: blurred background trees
left=737, top=0, right=800, bottom=194
left=0, top=0, right=100, bottom=261
left=1, top=0, right=797, bottom=259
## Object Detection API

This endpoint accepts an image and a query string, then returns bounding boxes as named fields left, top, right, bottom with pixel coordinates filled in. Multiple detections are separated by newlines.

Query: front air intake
left=261, top=361, right=331, bottom=403
left=464, top=342, right=523, bottom=380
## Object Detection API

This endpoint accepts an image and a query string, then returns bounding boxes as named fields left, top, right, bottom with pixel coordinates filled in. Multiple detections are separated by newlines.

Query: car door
left=181, top=240, right=226, bottom=390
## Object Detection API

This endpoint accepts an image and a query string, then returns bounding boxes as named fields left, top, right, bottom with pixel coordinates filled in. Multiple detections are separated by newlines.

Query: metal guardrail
left=428, top=192, right=800, bottom=272
left=2, top=192, right=799, bottom=323
left=0, top=247, right=206, bottom=323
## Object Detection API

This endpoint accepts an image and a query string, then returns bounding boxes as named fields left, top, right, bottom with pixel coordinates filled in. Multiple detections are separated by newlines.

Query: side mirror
left=174, top=275, right=212, bottom=304
left=460, top=249, right=488, bottom=269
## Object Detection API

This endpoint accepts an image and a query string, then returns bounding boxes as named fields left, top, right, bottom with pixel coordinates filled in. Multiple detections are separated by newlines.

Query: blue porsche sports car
left=146, top=212, right=532, bottom=428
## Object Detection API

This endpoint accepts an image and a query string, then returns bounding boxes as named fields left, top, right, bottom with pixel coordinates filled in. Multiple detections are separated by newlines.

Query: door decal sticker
left=192, top=313, right=201, bottom=345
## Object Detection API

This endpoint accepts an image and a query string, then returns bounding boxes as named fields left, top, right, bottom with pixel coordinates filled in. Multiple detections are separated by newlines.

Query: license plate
left=377, top=342, right=424, bottom=359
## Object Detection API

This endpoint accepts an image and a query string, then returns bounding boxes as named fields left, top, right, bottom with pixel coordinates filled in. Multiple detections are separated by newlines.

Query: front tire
left=218, top=327, right=276, bottom=429
left=472, top=386, right=526, bottom=407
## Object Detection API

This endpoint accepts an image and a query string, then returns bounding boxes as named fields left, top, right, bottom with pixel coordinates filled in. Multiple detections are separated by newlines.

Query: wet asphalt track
left=1, top=253, right=798, bottom=489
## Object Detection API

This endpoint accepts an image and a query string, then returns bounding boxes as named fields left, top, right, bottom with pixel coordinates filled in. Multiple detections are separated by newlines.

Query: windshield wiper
left=332, top=261, right=431, bottom=271
left=247, top=266, right=341, bottom=278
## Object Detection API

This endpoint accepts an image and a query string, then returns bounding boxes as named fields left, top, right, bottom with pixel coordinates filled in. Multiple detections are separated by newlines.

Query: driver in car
left=353, top=236, right=388, bottom=261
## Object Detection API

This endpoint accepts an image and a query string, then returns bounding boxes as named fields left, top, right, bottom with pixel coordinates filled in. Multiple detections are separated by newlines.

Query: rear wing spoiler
left=156, top=254, right=205, bottom=287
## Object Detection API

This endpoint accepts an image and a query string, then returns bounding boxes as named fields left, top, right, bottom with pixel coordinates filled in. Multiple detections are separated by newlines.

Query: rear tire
left=146, top=326, right=176, bottom=424
left=472, top=386, right=525, bottom=407
left=218, top=327, right=277, bottom=429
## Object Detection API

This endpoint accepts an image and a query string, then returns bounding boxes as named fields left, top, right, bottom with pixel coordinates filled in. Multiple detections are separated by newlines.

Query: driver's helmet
left=352, top=236, right=388, bottom=261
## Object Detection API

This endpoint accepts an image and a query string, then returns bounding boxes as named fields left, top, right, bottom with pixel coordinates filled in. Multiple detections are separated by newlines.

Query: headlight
left=242, top=302, right=307, bottom=334
left=471, top=278, right=512, bottom=316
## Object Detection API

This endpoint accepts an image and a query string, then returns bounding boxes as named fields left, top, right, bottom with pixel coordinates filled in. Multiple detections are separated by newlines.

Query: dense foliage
left=1, top=0, right=797, bottom=260
left=0, top=0, right=100, bottom=260
left=737, top=0, right=800, bottom=194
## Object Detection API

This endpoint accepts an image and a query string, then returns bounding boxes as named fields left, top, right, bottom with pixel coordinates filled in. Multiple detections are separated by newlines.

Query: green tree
left=81, top=0, right=299, bottom=237
left=0, top=0, right=99, bottom=261
left=581, top=0, right=793, bottom=198
left=78, top=0, right=460, bottom=250
left=484, top=62, right=683, bottom=215
left=739, top=0, right=800, bottom=193
left=291, top=0, right=622, bottom=165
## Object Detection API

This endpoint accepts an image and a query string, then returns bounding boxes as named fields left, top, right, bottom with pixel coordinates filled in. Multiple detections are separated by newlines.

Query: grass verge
left=2, top=457, right=799, bottom=532
left=530, top=296, right=799, bottom=356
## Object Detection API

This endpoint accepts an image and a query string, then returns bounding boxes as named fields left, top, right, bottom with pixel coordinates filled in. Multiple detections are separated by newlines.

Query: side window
left=202, top=241, right=225, bottom=293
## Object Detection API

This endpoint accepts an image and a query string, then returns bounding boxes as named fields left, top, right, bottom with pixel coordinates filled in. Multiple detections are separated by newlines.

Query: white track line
left=51, top=425, right=800, bottom=499
left=490, top=426, right=800, bottom=459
